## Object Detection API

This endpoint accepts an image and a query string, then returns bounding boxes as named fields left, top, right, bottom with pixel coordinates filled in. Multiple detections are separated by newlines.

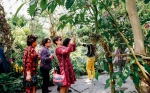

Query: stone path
left=36, top=73, right=137, bottom=93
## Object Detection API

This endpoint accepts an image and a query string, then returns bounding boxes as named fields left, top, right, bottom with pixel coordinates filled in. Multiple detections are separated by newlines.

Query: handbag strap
left=62, top=55, right=65, bottom=71
left=53, top=55, right=65, bottom=72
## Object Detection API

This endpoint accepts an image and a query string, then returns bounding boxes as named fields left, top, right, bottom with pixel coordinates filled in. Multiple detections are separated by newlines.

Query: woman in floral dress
left=23, top=35, right=39, bottom=93
left=53, top=36, right=76, bottom=93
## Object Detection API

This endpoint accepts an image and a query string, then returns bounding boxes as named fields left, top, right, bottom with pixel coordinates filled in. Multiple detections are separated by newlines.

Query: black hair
left=40, top=39, right=45, bottom=46
left=53, top=36, right=61, bottom=45
left=42, top=38, right=51, bottom=46
left=63, top=38, right=71, bottom=47
left=27, top=35, right=38, bottom=46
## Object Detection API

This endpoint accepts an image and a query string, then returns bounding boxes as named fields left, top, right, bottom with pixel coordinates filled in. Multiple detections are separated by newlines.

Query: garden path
left=36, top=72, right=137, bottom=93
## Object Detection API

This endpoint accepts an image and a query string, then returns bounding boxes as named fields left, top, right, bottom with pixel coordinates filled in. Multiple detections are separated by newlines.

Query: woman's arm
left=40, top=49, right=51, bottom=63
left=56, top=44, right=74, bottom=54
left=25, top=48, right=35, bottom=73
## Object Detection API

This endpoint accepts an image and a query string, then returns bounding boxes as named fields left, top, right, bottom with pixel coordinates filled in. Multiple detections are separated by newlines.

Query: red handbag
left=53, top=55, right=67, bottom=87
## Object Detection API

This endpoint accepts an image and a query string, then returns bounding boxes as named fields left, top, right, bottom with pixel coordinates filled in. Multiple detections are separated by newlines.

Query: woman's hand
left=26, top=71, right=31, bottom=81
left=49, top=54, right=54, bottom=61
left=70, top=36, right=76, bottom=44
left=78, top=39, right=83, bottom=45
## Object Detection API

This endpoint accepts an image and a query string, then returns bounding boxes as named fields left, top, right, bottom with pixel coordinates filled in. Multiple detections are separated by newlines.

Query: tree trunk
left=100, top=38, right=115, bottom=93
left=126, top=0, right=146, bottom=55
left=126, top=1, right=150, bottom=93
left=0, top=4, right=13, bottom=54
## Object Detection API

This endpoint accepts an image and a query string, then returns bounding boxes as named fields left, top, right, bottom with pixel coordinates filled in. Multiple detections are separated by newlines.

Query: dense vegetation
left=0, top=0, right=150, bottom=93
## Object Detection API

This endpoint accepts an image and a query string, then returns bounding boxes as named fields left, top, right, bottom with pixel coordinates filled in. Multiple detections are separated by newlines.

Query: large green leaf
left=58, top=22, right=67, bottom=30
left=104, top=62, right=110, bottom=73
left=80, top=13, right=84, bottom=21
left=59, top=14, right=67, bottom=21
left=65, top=0, right=75, bottom=9
left=112, top=72, right=121, bottom=78
left=40, top=0, right=47, bottom=12
left=13, top=2, right=26, bottom=19
left=48, top=1, right=57, bottom=13
left=132, top=72, right=140, bottom=86
left=105, top=78, right=110, bottom=89
left=143, top=63, right=150, bottom=73
left=95, top=71, right=100, bottom=80
left=28, top=0, right=38, bottom=16
left=122, top=0, right=125, bottom=3
left=117, top=77, right=123, bottom=87
left=3, top=85, right=8, bottom=92
left=144, top=0, right=150, bottom=4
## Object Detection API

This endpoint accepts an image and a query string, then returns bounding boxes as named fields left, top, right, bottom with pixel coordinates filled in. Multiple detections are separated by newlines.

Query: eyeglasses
left=58, top=38, right=62, bottom=41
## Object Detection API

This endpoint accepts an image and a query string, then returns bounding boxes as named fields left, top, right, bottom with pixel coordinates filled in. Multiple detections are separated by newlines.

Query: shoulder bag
left=52, top=55, right=67, bottom=87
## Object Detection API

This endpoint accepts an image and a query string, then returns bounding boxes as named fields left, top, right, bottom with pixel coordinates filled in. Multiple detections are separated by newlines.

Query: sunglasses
left=58, top=38, right=62, bottom=41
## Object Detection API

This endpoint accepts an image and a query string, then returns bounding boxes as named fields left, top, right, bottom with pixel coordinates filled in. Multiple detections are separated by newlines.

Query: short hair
left=42, top=38, right=51, bottom=46
left=63, top=38, right=71, bottom=47
left=53, top=36, right=61, bottom=45
left=27, top=35, right=38, bottom=46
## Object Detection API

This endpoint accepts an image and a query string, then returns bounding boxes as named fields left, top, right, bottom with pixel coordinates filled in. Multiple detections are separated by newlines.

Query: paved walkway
left=36, top=73, right=137, bottom=93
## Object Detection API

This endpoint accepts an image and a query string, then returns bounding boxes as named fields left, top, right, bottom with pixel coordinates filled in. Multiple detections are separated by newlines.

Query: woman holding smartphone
left=53, top=36, right=76, bottom=93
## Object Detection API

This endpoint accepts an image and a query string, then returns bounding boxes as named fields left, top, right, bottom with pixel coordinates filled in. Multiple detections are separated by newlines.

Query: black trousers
left=40, top=67, right=50, bottom=93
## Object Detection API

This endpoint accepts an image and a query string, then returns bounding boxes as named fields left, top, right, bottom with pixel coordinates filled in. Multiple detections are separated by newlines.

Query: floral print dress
left=23, top=46, right=38, bottom=93
left=55, top=44, right=76, bottom=87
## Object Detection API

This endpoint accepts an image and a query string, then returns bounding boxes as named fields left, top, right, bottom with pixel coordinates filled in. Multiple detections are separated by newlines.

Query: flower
left=14, top=64, right=18, bottom=68
left=9, top=58, right=13, bottom=63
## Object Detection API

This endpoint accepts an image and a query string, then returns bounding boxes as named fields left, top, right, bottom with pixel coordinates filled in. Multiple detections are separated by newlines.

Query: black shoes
left=57, top=87, right=72, bottom=92
left=57, top=87, right=60, bottom=91
left=47, top=90, right=52, bottom=92
left=68, top=89, right=72, bottom=92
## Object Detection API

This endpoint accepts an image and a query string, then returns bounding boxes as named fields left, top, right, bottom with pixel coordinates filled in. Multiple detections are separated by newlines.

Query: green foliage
left=0, top=73, right=22, bottom=93
left=28, top=0, right=38, bottom=16
left=13, top=2, right=26, bottom=20
left=144, top=0, right=150, bottom=4
left=71, top=47, right=87, bottom=78
left=76, top=25, right=89, bottom=37
left=65, top=0, right=75, bottom=9
left=40, top=0, right=48, bottom=12
left=104, top=61, right=110, bottom=73
left=15, top=0, right=150, bottom=92
left=95, top=71, right=100, bottom=80
left=12, top=27, right=31, bottom=50
left=105, top=78, right=111, bottom=89
left=47, top=1, right=57, bottom=13
left=132, top=72, right=140, bottom=86
left=12, top=16, right=27, bottom=27
left=143, top=62, right=150, bottom=73
left=116, top=77, right=123, bottom=87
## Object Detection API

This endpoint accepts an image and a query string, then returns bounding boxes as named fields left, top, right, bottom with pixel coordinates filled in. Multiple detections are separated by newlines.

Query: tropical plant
left=18, top=0, right=150, bottom=92
left=0, top=72, right=23, bottom=93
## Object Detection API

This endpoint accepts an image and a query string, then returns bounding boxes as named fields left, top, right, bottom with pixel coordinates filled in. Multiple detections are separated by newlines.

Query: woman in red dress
left=23, top=35, right=39, bottom=93
left=53, top=36, right=76, bottom=93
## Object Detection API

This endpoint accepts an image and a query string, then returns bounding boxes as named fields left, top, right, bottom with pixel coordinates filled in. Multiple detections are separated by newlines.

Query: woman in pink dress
left=53, top=36, right=76, bottom=93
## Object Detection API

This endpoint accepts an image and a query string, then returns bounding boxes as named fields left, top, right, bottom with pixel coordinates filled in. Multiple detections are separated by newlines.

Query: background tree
left=0, top=4, right=13, bottom=55
left=36, top=0, right=150, bottom=93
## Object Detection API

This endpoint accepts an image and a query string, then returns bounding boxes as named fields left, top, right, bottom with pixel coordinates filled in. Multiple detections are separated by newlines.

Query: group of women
left=23, top=35, right=76, bottom=93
